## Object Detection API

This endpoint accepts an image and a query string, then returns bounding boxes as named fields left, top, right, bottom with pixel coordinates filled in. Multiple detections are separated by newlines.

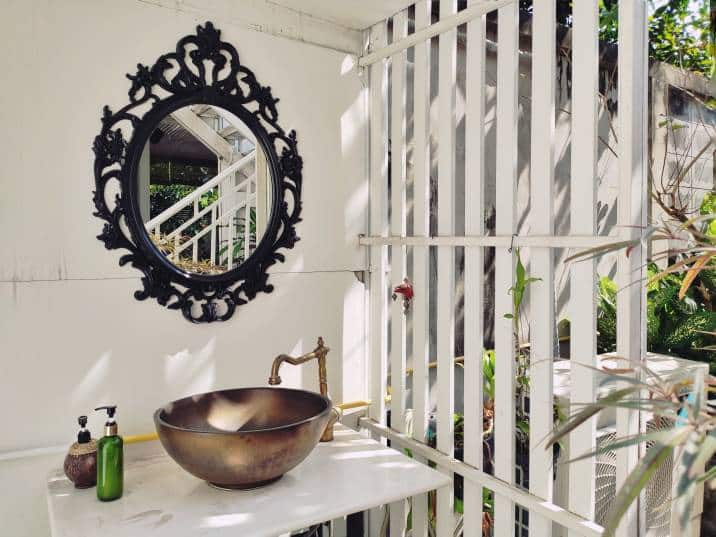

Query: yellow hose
left=124, top=433, right=159, bottom=444
left=123, top=400, right=373, bottom=444
left=337, top=400, right=371, bottom=411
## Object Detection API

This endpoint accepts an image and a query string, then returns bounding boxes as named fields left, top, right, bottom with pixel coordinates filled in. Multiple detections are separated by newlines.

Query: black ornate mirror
left=92, top=22, right=302, bottom=323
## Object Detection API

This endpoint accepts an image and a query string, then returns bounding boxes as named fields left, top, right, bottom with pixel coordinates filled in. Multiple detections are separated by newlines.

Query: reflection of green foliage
left=149, top=184, right=218, bottom=234
left=217, top=207, right=256, bottom=266
left=150, top=161, right=216, bottom=186
left=149, top=185, right=220, bottom=263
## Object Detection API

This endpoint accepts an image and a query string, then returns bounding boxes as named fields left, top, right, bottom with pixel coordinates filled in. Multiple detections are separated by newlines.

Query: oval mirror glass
left=137, top=104, right=273, bottom=275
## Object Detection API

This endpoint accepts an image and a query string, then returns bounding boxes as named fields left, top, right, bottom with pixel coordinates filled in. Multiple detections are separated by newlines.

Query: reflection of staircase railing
left=172, top=190, right=256, bottom=265
left=145, top=150, right=256, bottom=267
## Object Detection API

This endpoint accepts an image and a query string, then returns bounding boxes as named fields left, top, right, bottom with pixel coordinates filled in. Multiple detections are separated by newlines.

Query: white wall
left=0, top=1, right=368, bottom=534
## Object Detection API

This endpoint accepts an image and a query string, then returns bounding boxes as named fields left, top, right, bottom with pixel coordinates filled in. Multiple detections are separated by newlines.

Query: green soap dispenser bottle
left=95, top=405, right=123, bottom=501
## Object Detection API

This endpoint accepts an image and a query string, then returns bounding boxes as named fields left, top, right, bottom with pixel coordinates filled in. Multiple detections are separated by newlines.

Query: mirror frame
left=92, top=22, right=302, bottom=323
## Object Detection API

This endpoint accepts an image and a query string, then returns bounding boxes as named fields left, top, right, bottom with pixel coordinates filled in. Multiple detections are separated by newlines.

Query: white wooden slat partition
left=463, top=0, right=486, bottom=535
left=389, top=8, right=409, bottom=537
left=493, top=2, right=520, bottom=534
left=528, top=2, right=556, bottom=537
left=436, top=1, right=457, bottom=535
left=616, top=2, right=649, bottom=537
left=569, top=0, right=600, bottom=531
left=390, top=9, right=409, bottom=440
left=411, top=1, right=432, bottom=535
left=368, top=21, right=389, bottom=431
left=359, top=0, right=520, bottom=67
left=368, top=20, right=389, bottom=537
left=363, top=1, right=651, bottom=537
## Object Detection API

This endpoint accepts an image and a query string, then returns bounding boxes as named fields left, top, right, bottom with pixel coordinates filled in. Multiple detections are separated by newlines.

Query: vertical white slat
left=369, top=20, right=389, bottom=427
left=436, top=1, right=457, bottom=536
left=227, top=210, right=234, bottom=269
left=193, top=198, right=199, bottom=261
left=411, top=3, right=431, bottom=536
left=568, top=0, right=599, bottom=532
left=463, top=1, right=486, bottom=536
left=389, top=9, right=409, bottom=537
left=528, top=2, right=555, bottom=537
left=390, top=6, right=409, bottom=440
left=616, top=1, right=648, bottom=537
left=210, top=205, right=217, bottom=265
left=330, top=517, right=347, bottom=537
left=493, top=3, right=519, bottom=535
left=368, top=21, right=390, bottom=537
left=412, top=0, right=431, bottom=454
left=244, top=201, right=251, bottom=260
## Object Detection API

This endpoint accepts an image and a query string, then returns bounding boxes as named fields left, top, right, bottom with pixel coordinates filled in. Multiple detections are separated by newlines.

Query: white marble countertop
left=47, top=425, right=450, bottom=537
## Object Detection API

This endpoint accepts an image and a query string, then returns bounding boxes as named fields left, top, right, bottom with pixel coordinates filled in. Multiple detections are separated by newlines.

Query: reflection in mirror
left=138, top=105, right=272, bottom=275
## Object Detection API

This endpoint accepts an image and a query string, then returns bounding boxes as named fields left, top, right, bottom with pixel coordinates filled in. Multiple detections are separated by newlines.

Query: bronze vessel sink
left=154, top=387, right=332, bottom=489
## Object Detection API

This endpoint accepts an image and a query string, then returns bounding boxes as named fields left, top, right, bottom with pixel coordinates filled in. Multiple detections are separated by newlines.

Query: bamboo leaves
left=547, top=366, right=714, bottom=537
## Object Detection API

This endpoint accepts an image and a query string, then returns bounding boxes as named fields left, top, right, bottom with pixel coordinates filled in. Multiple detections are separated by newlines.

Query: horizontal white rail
left=359, top=418, right=605, bottom=537
left=163, top=175, right=253, bottom=241
left=359, top=0, right=518, bottom=67
left=145, top=151, right=255, bottom=231
left=173, top=194, right=255, bottom=258
left=359, top=234, right=621, bottom=249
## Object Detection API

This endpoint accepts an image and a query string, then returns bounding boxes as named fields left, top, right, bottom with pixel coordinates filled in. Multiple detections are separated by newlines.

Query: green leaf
left=516, top=420, right=530, bottom=436
left=546, top=386, right=642, bottom=447
left=688, top=429, right=716, bottom=481
left=696, top=462, right=716, bottom=484
left=564, top=240, right=638, bottom=264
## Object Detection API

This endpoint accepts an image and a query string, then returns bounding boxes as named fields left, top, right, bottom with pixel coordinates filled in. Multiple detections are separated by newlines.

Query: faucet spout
left=268, top=337, right=329, bottom=395
left=268, top=337, right=338, bottom=441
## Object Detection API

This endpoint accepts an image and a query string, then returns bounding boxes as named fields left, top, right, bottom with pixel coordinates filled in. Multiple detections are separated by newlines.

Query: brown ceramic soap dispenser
left=63, top=415, right=98, bottom=489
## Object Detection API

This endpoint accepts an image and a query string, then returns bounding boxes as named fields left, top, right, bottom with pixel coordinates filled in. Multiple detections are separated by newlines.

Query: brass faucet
left=268, top=337, right=341, bottom=441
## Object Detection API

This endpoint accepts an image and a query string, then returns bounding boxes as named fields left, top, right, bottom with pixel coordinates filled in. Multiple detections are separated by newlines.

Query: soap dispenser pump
left=63, top=415, right=97, bottom=489
left=95, top=405, right=123, bottom=501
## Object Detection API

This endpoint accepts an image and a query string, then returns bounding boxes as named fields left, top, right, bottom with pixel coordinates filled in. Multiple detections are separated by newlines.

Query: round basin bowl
left=154, top=387, right=332, bottom=489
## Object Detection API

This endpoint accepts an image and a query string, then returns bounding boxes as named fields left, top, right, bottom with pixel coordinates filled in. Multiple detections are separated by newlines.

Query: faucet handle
left=315, top=336, right=329, bottom=354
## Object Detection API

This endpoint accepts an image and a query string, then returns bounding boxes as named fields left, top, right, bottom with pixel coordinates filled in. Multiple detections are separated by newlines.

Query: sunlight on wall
left=71, top=351, right=111, bottom=406
left=341, top=54, right=356, bottom=76
left=163, top=337, right=216, bottom=396
left=284, top=255, right=305, bottom=273
left=340, top=90, right=365, bottom=160
left=341, top=89, right=368, bottom=257
left=342, top=281, right=365, bottom=402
